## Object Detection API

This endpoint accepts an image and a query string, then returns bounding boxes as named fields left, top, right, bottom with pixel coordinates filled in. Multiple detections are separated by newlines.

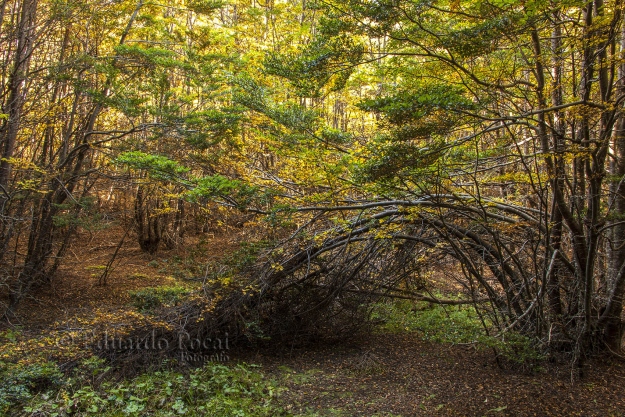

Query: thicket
left=1, top=0, right=624, bottom=377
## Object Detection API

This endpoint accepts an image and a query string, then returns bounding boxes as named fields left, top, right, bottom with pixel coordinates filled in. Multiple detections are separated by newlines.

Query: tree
left=0, top=0, right=242, bottom=318
left=234, top=0, right=625, bottom=358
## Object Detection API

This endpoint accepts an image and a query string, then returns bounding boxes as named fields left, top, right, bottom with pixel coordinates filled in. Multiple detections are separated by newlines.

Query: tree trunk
left=0, top=0, right=38, bottom=188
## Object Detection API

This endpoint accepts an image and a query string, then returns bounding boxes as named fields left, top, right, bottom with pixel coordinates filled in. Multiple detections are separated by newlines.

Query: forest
left=1, top=0, right=625, bottom=415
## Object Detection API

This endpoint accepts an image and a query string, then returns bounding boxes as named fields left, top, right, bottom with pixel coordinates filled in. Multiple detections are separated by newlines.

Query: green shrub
left=0, top=360, right=62, bottom=414
left=129, top=285, right=190, bottom=312
left=223, top=240, right=274, bottom=271
left=22, top=362, right=286, bottom=417
left=372, top=300, right=543, bottom=364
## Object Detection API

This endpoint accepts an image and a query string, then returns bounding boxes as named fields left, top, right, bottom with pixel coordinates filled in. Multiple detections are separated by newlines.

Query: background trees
left=0, top=0, right=241, bottom=318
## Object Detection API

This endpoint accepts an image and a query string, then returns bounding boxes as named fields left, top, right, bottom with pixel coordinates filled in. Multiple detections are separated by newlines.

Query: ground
left=3, top=226, right=625, bottom=416
left=246, top=333, right=625, bottom=416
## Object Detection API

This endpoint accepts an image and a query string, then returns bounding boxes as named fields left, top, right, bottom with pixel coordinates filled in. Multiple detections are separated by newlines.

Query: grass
left=128, top=285, right=191, bottom=313
left=372, top=298, right=488, bottom=344
left=371, top=299, right=543, bottom=364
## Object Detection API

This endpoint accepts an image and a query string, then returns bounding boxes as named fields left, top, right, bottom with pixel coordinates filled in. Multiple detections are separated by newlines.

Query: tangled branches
left=101, top=192, right=624, bottom=368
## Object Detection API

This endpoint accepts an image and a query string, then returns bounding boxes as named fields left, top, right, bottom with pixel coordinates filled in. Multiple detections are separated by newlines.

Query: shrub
left=22, top=362, right=285, bottom=417
left=0, top=360, right=62, bottom=414
left=372, top=300, right=543, bottom=364
left=129, top=286, right=190, bottom=313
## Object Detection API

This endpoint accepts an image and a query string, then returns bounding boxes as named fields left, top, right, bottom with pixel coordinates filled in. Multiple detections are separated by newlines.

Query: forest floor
left=245, top=333, right=625, bottom=416
left=4, top=227, right=625, bottom=417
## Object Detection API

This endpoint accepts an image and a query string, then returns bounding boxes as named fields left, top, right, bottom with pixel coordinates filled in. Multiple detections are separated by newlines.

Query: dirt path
left=241, top=333, right=625, bottom=417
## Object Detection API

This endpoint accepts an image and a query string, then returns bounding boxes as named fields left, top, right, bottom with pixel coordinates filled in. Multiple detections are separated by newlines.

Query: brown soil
left=243, top=333, right=625, bottom=416
left=9, top=227, right=245, bottom=330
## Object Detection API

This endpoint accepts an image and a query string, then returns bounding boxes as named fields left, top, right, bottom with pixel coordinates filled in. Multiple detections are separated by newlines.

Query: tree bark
left=0, top=0, right=38, bottom=188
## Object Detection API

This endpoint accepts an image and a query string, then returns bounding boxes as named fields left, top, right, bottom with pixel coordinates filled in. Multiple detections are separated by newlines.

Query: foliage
left=116, top=152, right=190, bottom=183
left=0, top=360, right=62, bottom=414
left=220, top=240, right=275, bottom=271
left=372, top=300, right=543, bottom=364
left=18, top=362, right=287, bottom=417
left=129, top=285, right=191, bottom=313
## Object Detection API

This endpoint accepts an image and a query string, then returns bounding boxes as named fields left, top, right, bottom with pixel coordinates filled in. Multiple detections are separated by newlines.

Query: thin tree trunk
left=0, top=0, right=38, bottom=188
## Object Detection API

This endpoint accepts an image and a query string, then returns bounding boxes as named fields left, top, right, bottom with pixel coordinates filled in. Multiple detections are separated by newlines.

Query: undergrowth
left=371, top=299, right=544, bottom=365
left=8, top=358, right=290, bottom=417
left=0, top=360, right=62, bottom=415
left=129, top=285, right=190, bottom=313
